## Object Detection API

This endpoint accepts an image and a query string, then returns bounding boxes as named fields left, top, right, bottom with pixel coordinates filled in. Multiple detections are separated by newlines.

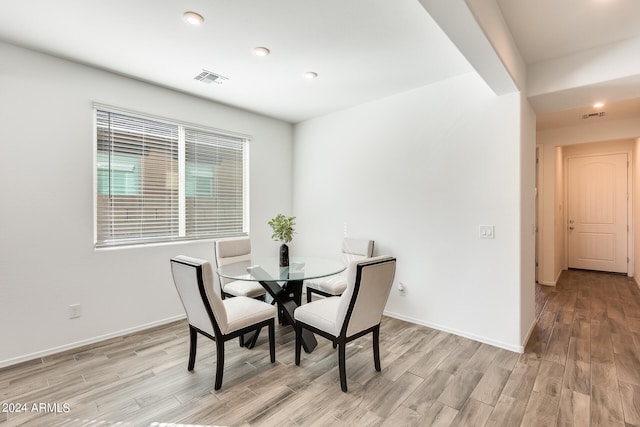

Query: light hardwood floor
left=2, top=269, right=640, bottom=426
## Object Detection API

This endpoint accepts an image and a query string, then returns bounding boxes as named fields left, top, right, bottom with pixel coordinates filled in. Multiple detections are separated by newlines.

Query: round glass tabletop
left=217, top=256, right=346, bottom=282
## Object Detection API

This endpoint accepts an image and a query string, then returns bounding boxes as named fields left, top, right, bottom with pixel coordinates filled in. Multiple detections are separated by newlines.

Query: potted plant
left=268, top=214, right=296, bottom=267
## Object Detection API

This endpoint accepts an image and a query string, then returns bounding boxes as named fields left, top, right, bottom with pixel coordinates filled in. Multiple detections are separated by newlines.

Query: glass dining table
left=217, top=256, right=346, bottom=353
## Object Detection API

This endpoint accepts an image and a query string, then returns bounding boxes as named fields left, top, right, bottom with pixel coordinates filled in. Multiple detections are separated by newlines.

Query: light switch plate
left=479, top=225, right=495, bottom=239
left=68, top=304, right=82, bottom=319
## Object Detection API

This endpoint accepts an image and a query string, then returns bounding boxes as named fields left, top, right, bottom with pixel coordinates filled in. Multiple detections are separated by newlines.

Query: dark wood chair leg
left=188, top=326, right=197, bottom=371
left=307, top=289, right=313, bottom=303
left=373, top=325, right=381, bottom=371
left=295, top=325, right=302, bottom=365
left=214, top=340, right=225, bottom=390
left=338, top=341, right=347, bottom=392
left=269, top=321, right=276, bottom=363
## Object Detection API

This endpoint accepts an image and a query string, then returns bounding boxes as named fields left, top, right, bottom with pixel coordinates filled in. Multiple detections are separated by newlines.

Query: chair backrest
left=336, top=256, right=396, bottom=337
left=341, top=238, right=374, bottom=265
left=171, top=255, right=228, bottom=336
left=215, top=238, right=252, bottom=287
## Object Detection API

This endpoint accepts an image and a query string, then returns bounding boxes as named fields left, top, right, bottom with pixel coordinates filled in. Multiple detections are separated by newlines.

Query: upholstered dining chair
left=215, top=238, right=266, bottom=300
left=294, top=256, right=396, bottom=392
left=305, top=237, right=374, bottom=303
left=170, top=255, right=276, bottom=390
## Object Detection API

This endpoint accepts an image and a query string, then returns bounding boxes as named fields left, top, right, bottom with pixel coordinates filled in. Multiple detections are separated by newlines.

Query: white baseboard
left=383, top=310, right=525, bottom=354
left=538, top=280, right=557, bottom=286
left=538, top=269, right=563, bottom=286
left=521, top=318, right=537, bottom=353
left=0, top=314, right=186, bottom=369
left=555, top=269, right=564, bottom=284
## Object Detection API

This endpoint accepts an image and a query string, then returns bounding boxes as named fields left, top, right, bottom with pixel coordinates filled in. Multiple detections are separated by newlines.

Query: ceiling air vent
left=194, top=69, right=229, bottom=85
left=581, top=111, right=605, bottom=120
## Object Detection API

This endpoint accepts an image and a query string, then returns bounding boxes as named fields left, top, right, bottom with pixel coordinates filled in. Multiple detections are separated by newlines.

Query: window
left=95, top=107, right=249, bottom=247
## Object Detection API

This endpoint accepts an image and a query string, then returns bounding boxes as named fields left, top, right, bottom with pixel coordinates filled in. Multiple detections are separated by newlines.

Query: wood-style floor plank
left=556, top=388, right=590, bottom=427
left=3, top=269, right=640, bottom=426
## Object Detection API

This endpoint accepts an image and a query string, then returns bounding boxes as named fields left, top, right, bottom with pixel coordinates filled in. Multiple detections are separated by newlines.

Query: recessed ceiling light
left=593, top=102, right=605, bottom=108
left=254, top=47, right=271, bottom=57
left=183, top=11, right=204, bottom=26
left=303, top=71, right=318, bottom=80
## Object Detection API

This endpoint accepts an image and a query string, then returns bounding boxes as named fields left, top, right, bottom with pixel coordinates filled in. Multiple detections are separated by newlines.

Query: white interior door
left=567, top=153, right=628, bottom=273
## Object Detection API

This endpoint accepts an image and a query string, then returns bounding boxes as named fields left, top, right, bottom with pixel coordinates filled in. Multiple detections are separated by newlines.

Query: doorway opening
left=536, top=138, right=636, bottom=286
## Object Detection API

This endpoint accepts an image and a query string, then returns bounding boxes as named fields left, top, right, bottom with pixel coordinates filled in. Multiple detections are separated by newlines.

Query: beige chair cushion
left=294, top=297, right=342, bottom=336
left=224, top=279, right=267, bottom=298
left=295, top=256, right=395, bottom=338
left=222, top=295, right=277, bottom=334
left=215, top=237, right=265, bottom=298
left=305, top=237, right=374, bottom=296
left=216, top=237, right=251, bottom=259
left=172, top=255, right=276, bottom=335
left=172, top=255, right=218, bottom=337
left=342, top=238, right=374, bottom=257
left=338, top=256, right=395, bottom=336
left=305, top=275, right=348, bottom=296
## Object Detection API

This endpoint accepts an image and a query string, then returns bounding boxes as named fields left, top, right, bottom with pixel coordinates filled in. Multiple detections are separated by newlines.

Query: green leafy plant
left=268, top=214, right=296, bottom=244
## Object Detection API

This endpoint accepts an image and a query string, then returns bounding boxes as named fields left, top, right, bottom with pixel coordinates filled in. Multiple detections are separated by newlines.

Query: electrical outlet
left=479, top=225, right=495, bottom=239
left=68, top=304, right=82, bottom=319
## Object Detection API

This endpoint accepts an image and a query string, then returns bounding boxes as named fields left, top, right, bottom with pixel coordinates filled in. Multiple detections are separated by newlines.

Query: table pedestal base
left=241, top=280, right=317, bottom=353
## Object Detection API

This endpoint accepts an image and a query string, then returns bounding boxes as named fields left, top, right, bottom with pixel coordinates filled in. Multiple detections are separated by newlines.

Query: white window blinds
left=96, top=108, right=248, bottom=247
left=185, top=129, right=246, bottom=238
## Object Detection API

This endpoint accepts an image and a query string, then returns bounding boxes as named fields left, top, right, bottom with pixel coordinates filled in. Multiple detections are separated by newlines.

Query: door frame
left=563, top=150, right=634, bottom=277
left=536, top=144, right=543, bottom=283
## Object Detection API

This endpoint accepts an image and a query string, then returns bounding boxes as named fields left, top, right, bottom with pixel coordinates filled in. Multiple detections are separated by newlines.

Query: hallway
left=527, top=269, right=640, bottom=426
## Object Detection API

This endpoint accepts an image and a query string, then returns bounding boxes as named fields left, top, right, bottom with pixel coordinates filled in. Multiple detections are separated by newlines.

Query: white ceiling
left=496, top=0, right=640, bottom=130
left=497, top=0, right=640, bottom=64
left=0, top=0, right=472, bottom=124
left=536, top=96, right=640, bottom=130
left=1, top=0, right=638, bottom=129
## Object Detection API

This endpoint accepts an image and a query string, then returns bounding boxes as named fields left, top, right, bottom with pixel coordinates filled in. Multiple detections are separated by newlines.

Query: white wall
left=519, top=96, right=537, bottom=345
left=0, top=42, right=293, bottom=366
left=635, top=138, right=640, bottom=285
left=292, top=72, right=530, bottom=352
